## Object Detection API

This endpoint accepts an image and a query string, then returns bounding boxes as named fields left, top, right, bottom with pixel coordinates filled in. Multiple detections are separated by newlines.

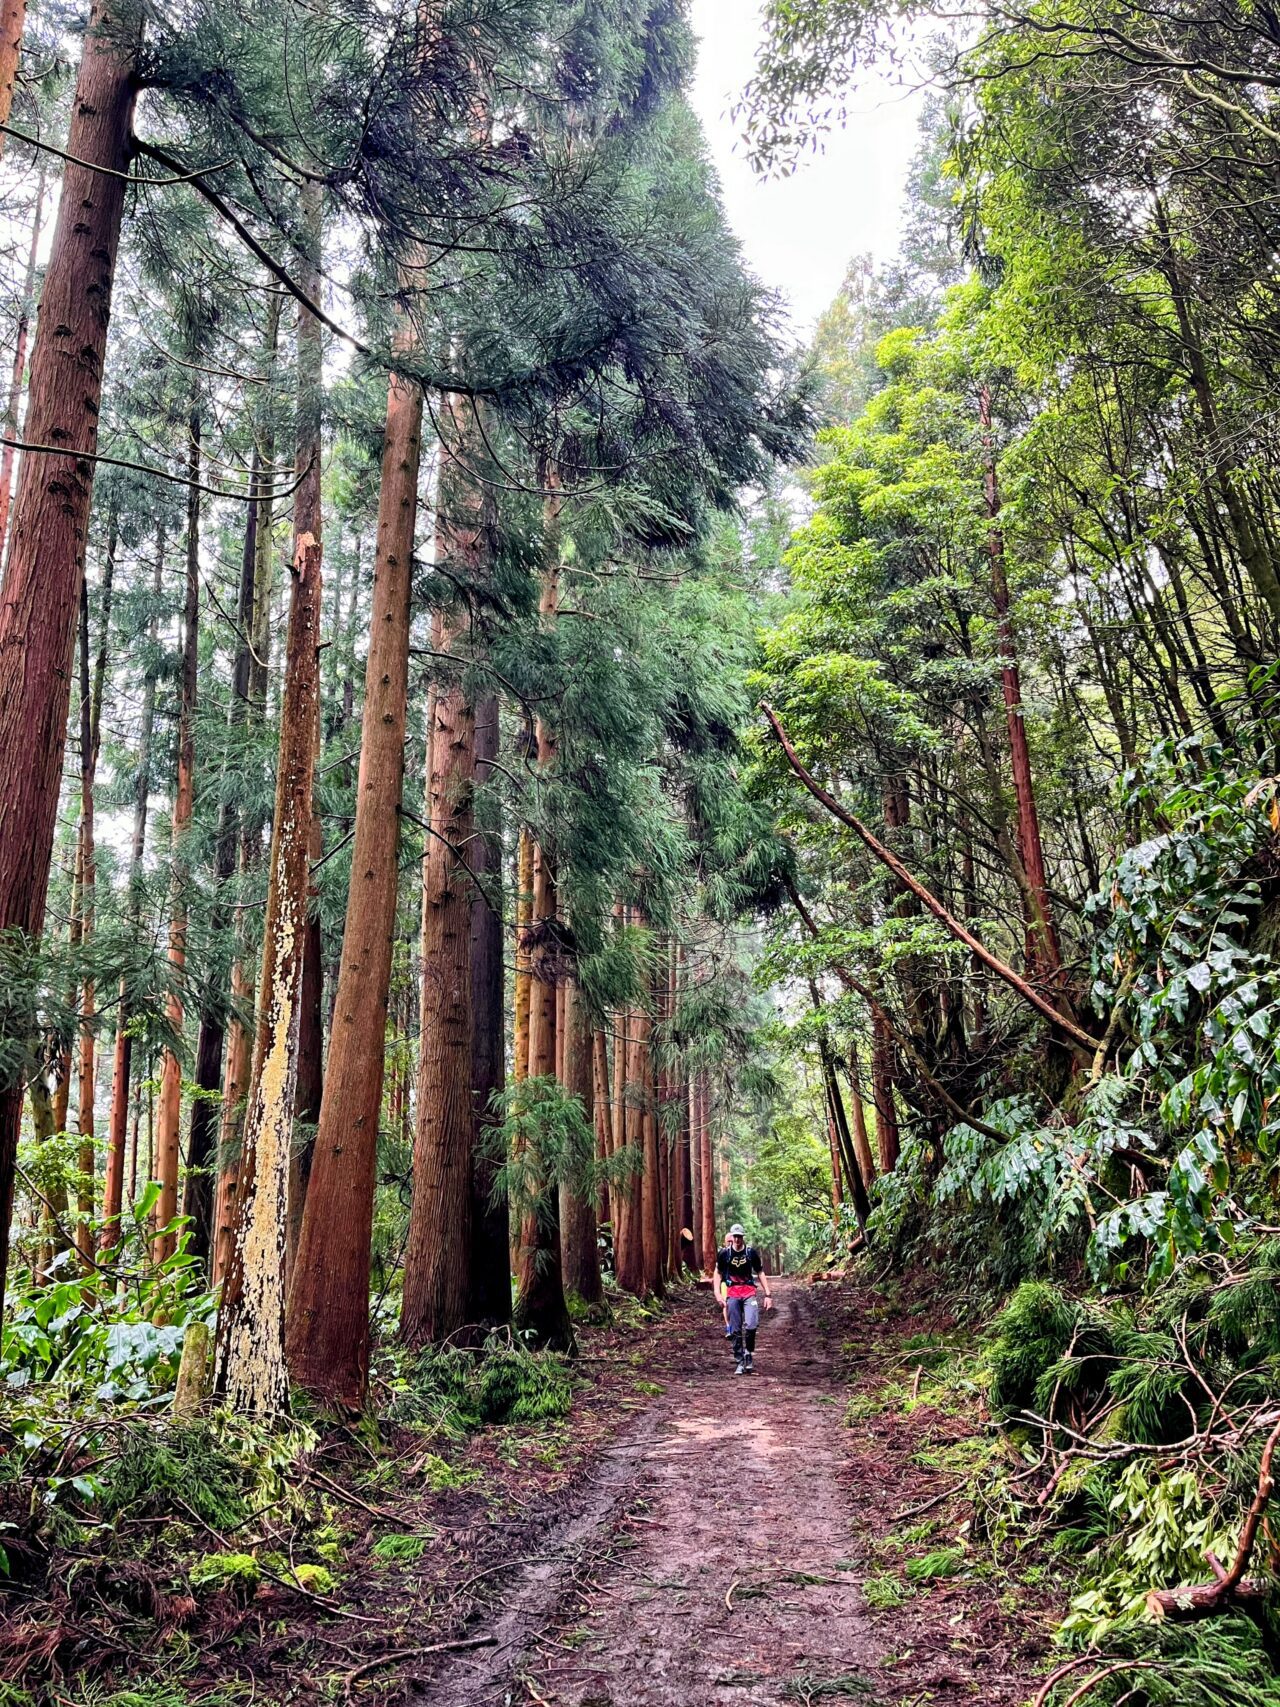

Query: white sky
left=689, top=0, right=925, bottom=341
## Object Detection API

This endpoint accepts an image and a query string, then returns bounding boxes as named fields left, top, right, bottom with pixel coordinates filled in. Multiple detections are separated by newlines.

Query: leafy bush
left=390, top=1340, right=572, bottom=1432
left=0, top=1185, right=214, bottom=1402
left=904, top=1547, right=964, bottom=1581
left=987, top=1282, right=1079, bottom=1419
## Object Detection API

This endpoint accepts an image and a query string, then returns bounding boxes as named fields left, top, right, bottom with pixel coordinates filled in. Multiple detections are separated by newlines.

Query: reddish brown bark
left=0, top=0, right=138, bottom=1314
left=0, top=0, right=28, bottom=157
left=512, top=483, right=573, bottom=1349
left=102, top=525, right=163, bottom=1243
left=559, top=977, right=602, bottom=1305
left=847, top=1040, right=877, bottom=1191
left=626, top=974, right=663, bottom=1296
left=514, top=827, right=534, bottom=1084
left=468, top=690, right=510, bottom=1328
left=978, top=386, right=1065, bottom=987
left=402, top=397, right=487, bottom=1351
left=675, top=1076, right=693, bottom=1273
left=697, top=1072, right=715, bottom=1270
left=287, top=364, right=419, bottom=1396
left=688, top=1073, right=702, bottom=1272
left=153, top=408, right=201, bottom=1263
left=211, top=302, right=280, bottom=1288
left=218, top=222, right=324, bottom=1412
left=592, top=1026, right=612, bottom=1229
left=0, top=162, right=45, bottom=565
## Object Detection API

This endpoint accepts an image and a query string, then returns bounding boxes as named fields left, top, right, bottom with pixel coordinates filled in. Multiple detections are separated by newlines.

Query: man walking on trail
left=714, top=1224, right=774, bottom=1374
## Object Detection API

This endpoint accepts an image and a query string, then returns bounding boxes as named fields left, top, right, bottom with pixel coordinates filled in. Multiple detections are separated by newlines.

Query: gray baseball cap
left=729, top=1223, right=745, bottom=1238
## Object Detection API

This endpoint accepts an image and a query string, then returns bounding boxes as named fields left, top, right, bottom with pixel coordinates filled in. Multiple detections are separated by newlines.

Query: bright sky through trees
left=689, top=0, right=922, bottom=334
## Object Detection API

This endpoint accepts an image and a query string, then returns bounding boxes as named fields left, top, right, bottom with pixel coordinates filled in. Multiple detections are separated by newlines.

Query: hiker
left=713, top=1223, right=774, bottom=1375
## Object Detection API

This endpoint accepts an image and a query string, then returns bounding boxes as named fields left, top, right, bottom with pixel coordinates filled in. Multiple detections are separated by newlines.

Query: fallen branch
left=1145, top=1416, right=1280, bottom=1621
left=305, top=1465, right=410, bottom=1527
left=761, top=703, right=1101, bottom=1053
left=892, top=1481, right=966, bottom=1522
left=786, top=882, right=1009, bottom=1144
left=342, top=1636, right=497, bottom=1699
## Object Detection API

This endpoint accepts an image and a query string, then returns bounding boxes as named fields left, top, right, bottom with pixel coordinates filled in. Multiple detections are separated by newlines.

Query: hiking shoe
left=744, top=1352, right=754, bottom=1373
left=734, top=1361, right=745, bottom=1375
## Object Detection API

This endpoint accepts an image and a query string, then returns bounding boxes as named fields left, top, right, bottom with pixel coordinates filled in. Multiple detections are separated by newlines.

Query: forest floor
left=238, top=1274, right=1054, bottom=1707
left=3, top=1273, right=1065, bottom=1706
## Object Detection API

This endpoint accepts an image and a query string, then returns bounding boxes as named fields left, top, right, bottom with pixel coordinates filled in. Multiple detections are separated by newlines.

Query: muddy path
left=405, top=1278, right=885, bottom=1706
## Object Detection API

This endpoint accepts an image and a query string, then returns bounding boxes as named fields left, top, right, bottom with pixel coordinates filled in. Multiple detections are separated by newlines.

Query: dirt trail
left=409, top=1277, right=880, bottom=1706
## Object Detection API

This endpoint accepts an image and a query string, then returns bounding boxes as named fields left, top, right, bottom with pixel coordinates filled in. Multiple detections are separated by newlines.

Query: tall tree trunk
left=675, top=983, right=693, bottom=1281
left=218, top=200, right=324, bottom=1413
left=559, top=976, right=602, bottom=1305
left=73, top=516, right=114, bottom=1257
left=285, top=347, right=421, bottom=1392
left=697, top=1071, right=715, bottom=1274
left=612, top=999, right=643, bottom=1291
left=870, top=1004, right=900, bottom=1173
left=847, top=1038, right=877, bottom=1192
left=0, top=161, right=45, bottom=566
left=592, top=1027, right=613, bottom=1231
left=0, top=0, right=138, bottom=1317
left=102, top=523, right=163, bottom=1243
left=153, top=406, right=201, bottom=1262
left=639, top=1027, right=664, bottom=1294
left=287, top=808, right=324, bottom=1260
left=513, top=480, right=573, bottom=1350
left=826, top=1105, right=843, bottom=1222
left=211, top=298, right=280, bottom=1288
left=978, top=386, right=1065, bottom=988
left=688, top=1071, right=702, bottom=1272
left=624, top=966, right=663, bottom=1296
left=0, top=0, right=27, bottom=146
left=185, top=470, right=260, bottom=1269
left=402, top=395, right=490, bottom=1351
left=513, top=826, right=534, bottom=1083
left=467, top=689, right=510, bottom=1327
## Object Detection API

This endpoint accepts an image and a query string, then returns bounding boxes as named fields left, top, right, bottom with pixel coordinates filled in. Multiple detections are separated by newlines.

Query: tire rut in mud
left=403, top=1277, right=879, bottom=1707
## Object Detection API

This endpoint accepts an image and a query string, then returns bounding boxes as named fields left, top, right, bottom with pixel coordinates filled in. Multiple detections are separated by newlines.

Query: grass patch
left=862, top=1571, right=911, bottom=1609
left=904, top=1547, right=964, bottom=1582
left=419, top=1453, right=481, bottom=1492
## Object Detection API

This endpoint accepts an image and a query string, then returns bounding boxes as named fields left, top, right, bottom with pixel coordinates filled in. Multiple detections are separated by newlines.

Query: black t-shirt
left=717, top=1243, right=763, bottom=1291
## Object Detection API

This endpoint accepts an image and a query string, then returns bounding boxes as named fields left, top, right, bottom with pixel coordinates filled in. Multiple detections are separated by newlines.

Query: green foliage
left=391, top=1340, right=573, bottom=1434
left=100, top=1423, right=247, bottom=1530
left=189, top=1552, right=261, bottom=1598
left=475, top=1347, right=573, bottom=1425
left=372, top=1532, right=431, bottom=1565
left=1, top=1188, right=214, bottom=1404
left=903, top=1546, right=964, bottom=1581
left=1039, top=1618, right=1280, bottom=1706
left=986, top=1283, right=1078, bottom=1420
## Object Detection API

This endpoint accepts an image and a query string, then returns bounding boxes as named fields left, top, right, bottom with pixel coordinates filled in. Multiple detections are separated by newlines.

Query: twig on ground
left=892, top=1483, right=966, bottom=1522
left=307, top=1465, right=410, bottom=1526
left=341, top=1635, right=497, bottom=1700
